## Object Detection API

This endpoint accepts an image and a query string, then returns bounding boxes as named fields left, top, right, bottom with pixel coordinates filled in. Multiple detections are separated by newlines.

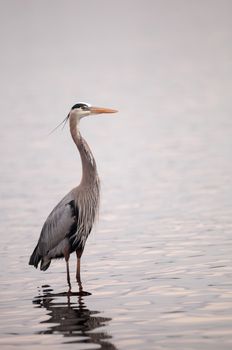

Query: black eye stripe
left=71, top=103, right=89, bottom=110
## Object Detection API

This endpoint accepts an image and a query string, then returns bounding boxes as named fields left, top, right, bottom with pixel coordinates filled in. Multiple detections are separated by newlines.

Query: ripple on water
left=1, top=2, right=232, bottom=348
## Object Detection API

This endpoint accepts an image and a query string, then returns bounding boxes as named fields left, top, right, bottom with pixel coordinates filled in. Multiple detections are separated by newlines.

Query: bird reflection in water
left=33, top=283, right=117, bottom=350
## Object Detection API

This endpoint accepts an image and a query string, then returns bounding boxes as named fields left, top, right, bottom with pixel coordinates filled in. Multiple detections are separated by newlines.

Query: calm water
left=0, top=1, right=232, bottom=349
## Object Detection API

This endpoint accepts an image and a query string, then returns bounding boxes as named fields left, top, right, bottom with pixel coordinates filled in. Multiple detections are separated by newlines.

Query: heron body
left=29, top=103, right=117, bottom=288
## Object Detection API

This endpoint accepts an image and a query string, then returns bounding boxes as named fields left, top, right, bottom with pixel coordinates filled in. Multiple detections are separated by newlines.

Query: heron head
left=50, top=103, right=118, bottom=134
left=69, top=102, right=118, bottom=120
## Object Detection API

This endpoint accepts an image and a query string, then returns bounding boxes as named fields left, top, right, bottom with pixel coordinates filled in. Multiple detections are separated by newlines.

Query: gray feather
left=37, top=193, right=76, bottom=256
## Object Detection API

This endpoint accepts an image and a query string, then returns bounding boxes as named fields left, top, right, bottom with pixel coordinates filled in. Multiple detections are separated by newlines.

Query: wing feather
left=37, top=193, right=78, bottom=256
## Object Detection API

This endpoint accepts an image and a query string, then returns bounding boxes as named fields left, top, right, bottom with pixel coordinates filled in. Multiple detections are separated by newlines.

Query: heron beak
left=90, top=106, right=118, bottom=115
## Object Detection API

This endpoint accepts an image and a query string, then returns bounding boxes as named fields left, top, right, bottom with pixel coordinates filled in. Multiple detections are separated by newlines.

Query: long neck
left=69, top=115, right=98, bottom=186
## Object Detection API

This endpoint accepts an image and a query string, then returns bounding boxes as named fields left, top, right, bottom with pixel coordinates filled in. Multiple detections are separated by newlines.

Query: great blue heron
left=29, top=103, right=117, bottom=289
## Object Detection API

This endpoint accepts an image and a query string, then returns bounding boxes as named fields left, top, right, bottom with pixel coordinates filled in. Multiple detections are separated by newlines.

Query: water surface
left=0, top=1, right=232, bottom=349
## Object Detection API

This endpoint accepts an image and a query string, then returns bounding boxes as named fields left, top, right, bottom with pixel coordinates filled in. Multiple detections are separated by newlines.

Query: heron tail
left=40, top=257, right=51, bottom=271
left=29, top=244, right=41, bottom=268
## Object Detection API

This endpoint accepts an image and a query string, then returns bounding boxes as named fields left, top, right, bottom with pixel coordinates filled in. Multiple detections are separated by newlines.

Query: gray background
left=0, top=1, right=232, bottom=349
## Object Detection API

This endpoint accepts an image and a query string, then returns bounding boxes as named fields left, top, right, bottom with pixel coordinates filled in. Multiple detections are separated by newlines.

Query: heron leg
left=76, top=250, right=82, bottom=283
left=64, top=251, right=71, bottom=291
left=66, top=259, right=71, bottom=291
